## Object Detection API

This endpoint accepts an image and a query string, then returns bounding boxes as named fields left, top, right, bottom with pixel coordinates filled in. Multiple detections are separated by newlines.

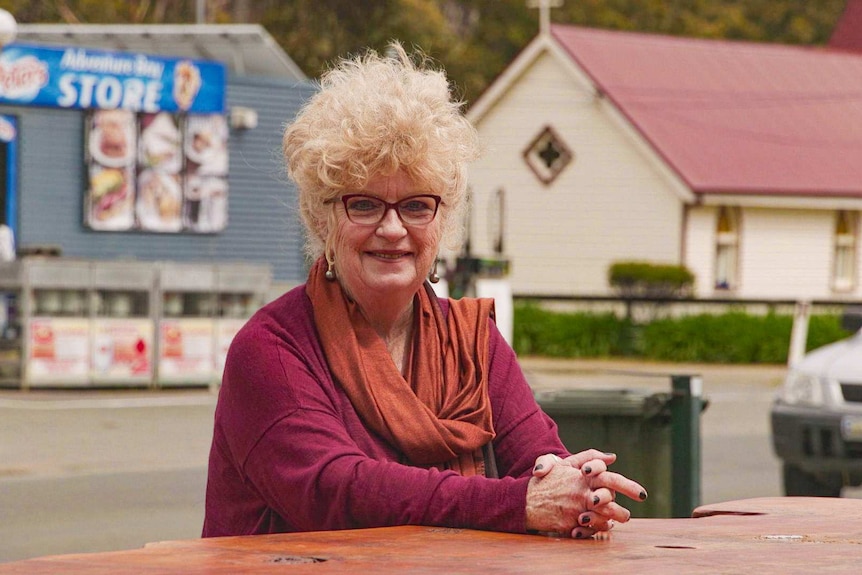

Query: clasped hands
left=525, top=449, right=647, bottom=539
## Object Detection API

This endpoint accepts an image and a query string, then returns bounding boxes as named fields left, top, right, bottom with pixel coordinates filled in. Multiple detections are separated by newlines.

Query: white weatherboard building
left=465, top=9, right=862, bottom=302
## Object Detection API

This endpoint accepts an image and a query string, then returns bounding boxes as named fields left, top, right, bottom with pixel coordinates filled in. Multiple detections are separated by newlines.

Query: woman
left=202, top=42, right=646, bottom=540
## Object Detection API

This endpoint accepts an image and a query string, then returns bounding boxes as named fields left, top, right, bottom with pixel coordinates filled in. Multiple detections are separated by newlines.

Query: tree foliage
left=0, top=0, right=850, bottom=102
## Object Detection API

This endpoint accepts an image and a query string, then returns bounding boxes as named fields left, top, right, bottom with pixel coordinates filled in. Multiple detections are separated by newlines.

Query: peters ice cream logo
left=31, top=323, right=56, bottom=359
left=0, top=55, right=49, bottom=101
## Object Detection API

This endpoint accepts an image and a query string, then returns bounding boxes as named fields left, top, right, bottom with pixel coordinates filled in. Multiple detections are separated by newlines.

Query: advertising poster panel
left=26, top=318, right=89, bottom=385
left=158, top=318, right=215, bottom=385
left=91, top=318, right=153, bottom=383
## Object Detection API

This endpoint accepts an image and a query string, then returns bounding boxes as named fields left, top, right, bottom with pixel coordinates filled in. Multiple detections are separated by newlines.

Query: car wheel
left=783, top=463, right=843, bottom=497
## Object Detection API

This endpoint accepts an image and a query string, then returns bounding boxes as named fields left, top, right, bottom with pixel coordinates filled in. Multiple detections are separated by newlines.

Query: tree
left=0, top=0, right=849, bottom=102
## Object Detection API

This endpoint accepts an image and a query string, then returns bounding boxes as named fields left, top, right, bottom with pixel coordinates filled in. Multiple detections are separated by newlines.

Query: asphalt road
left=0, top=392, right=216, bottom=563
left=0, top=359, right=853, bottom=563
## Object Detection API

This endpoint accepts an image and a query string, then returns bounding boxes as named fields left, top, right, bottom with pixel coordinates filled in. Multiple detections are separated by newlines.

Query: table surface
left=1, top=497, right=860, bottom=574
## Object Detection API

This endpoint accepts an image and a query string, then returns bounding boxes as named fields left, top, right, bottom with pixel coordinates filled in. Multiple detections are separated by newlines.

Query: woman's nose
left=375, top=207, right=408, bottom=237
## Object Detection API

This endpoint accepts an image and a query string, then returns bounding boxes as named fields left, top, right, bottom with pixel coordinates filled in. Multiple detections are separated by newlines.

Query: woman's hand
left=525, top=450, right=647, bottom=538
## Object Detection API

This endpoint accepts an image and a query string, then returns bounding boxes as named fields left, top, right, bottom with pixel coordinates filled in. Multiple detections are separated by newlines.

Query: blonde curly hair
left=283, top=41, right=480, bottom=261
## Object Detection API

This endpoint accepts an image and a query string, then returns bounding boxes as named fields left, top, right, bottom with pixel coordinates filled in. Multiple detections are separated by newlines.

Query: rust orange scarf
left=306, top=257, right=495, bottom=476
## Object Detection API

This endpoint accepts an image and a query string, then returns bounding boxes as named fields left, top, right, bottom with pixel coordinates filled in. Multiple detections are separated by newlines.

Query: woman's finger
left=580, top=458, right=608, bottom=477
left=587, top=487, right=615, bottom=509
left=587, top=470, right=648, bottom=502
left=590, top=501, right=632, bottom=523
left=572, top=518, right=615, bottom=539
left=571, top=525, right=598, bottom=539
left=531, top=453, right=569, bottom=478
left=563, top=449, right=617, bottom=469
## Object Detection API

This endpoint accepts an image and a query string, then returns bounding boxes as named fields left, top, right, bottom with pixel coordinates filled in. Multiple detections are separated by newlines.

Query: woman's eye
left=401, top=200, right=431, bottom=213
left=349, top=199, right=380, bottom=212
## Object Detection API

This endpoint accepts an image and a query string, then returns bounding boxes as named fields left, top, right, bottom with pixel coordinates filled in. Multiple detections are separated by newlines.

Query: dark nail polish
left=581, top=515, right=591, bottom=525
left=592, top=495, right=600, bottom=505
left=639, top=491, right=647, bottom=500
left=583, top=466, right=592, bottom=474
left=534, top=464, right=544, bottom=472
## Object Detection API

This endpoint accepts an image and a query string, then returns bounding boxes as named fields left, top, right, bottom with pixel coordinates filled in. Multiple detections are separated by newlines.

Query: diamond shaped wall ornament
left=523, top=126, right=573, bottom=185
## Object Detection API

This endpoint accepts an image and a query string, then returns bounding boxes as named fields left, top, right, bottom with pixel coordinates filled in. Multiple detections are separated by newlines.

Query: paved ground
left=1, top=358, right=858, bottom=563
left=1, top=358, right=786, bottom=481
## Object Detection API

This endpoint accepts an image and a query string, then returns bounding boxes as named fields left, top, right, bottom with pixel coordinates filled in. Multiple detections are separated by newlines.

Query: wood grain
left=1, top=497, right=858, bottom=574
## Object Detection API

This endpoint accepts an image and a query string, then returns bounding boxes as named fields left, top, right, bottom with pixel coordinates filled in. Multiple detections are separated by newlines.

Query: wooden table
left=1, top=497, right=859, bottom=574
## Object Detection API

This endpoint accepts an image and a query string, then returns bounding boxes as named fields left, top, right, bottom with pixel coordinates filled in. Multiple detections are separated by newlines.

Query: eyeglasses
left=336, top=194, right=442, bottom=226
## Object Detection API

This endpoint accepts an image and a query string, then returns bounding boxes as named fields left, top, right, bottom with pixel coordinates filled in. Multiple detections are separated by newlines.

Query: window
left=523, top=126, right=572, bottom=185
left=715, top=207, right=739, bottom=290
left=833, top=210, right=857, bottom=291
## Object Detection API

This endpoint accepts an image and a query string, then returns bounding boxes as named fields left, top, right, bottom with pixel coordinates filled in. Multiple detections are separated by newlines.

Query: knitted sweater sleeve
left=203, top=290, right=568, bottom=536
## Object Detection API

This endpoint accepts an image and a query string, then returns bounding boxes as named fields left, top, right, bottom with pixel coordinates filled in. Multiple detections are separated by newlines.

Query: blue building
left=1, top=24, right=316, bottom=292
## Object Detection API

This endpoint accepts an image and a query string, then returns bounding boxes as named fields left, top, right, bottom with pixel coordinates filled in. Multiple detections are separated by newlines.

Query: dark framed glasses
left=337, top=194, right=442, bottom=226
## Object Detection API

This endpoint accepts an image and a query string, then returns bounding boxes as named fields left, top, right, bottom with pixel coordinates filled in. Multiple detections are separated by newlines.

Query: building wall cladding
left=12, top=75, right=317, bottom=284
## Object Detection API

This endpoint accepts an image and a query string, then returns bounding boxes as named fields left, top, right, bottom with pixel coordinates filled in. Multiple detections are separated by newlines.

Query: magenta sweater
left=202, top=285, right=569, bottom=537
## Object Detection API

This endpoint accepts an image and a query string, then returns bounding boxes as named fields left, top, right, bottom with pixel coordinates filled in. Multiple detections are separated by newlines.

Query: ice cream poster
left=84, top=108, right=228, bottom=233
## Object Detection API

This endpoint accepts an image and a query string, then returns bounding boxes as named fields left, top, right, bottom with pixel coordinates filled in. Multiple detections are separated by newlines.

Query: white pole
left=788, top=300, right=811, bottom=367
left=196, top=0, right=206, bottom=24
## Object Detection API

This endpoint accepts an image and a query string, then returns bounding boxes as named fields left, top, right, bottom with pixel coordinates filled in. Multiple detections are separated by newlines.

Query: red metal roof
left=830, top=0, right=862, bottom=53
left=551, top=24, right=862, bottom=198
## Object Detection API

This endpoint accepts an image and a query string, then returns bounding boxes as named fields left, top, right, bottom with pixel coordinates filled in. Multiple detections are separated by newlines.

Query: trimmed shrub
left=608, top=261, right=695, bottom=299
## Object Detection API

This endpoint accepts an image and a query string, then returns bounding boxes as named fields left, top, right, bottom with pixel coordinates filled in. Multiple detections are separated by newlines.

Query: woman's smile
left=368, top=250, right=411, bottom=259
left=333, top=169, right=441, bottom=310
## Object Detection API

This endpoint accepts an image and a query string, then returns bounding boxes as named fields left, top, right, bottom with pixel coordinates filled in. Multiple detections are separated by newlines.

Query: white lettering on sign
left=57, top=73, right=163, bottom=112
left=60, top=48, right=135, bottom=75
left=59, top=49, right=166, bottom=79
left=134, top=55, right=164, bottom=78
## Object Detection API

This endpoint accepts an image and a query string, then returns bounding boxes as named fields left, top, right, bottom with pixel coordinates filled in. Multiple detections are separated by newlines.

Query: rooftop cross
left=527, top=0, right=564, bottom=36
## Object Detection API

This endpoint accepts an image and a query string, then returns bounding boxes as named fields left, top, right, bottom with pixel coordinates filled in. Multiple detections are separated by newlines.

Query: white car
left=771, top=308, right=862, bottom=496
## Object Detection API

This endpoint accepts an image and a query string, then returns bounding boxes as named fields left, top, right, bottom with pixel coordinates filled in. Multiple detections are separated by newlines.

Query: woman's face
left=332, top=170, right=442, bottom=305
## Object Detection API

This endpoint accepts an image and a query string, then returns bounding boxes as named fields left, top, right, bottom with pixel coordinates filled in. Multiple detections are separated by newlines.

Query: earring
left=325, top=261, right=336, bottom=281
left=429, top=260, right=440, bottom=284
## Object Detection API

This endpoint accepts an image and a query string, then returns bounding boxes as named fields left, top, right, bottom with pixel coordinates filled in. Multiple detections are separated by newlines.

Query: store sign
left=0, top=43, right=225, bottom=113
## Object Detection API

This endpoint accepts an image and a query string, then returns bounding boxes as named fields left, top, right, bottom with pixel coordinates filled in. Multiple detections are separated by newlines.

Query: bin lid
left=534, top=388, right=670, bottom=418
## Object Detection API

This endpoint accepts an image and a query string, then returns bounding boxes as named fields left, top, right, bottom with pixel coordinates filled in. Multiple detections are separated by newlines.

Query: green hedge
left=513, top=303, right=630, bottom=358
left=608, top=261, right=695, bottom=299
left=513, top=302, right=852, bottom=364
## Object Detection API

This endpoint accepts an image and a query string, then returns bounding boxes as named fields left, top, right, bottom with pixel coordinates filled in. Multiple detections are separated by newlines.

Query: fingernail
left=592, top=495, right=600, bottom=505
left=574, top=531, right=584, bottom=539
left=583, top=465, right=592, bottom=474
left=534, top=464, right=544, bottom=472
left=603, top=452, right=615, bottom=456
left=581, top=515, right=591, bottom=525
left=639, top=491, right=648, bottom=500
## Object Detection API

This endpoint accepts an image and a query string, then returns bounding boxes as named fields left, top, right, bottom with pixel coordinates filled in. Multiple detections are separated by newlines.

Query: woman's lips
left=368, top=251, right=410, bottom=260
